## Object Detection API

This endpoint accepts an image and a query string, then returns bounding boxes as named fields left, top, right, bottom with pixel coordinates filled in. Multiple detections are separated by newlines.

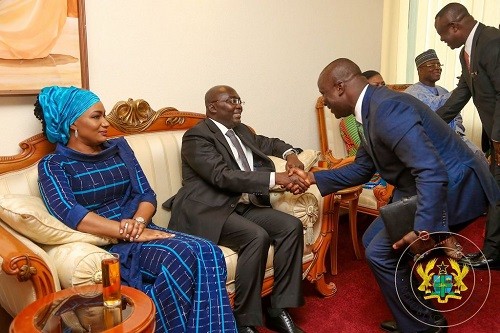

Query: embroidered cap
left=415, top=49, right=439, bottom=68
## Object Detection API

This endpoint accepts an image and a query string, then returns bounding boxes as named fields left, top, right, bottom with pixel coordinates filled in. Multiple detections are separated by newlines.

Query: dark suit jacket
left=437, top=23, right=500, bottom=142
left=315, top=85, right=499, bottom=233
left=165, top=118, right=295, bottom=243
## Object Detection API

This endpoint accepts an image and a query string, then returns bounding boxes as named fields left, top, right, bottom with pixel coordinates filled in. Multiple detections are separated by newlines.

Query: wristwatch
left=134, top=216, right=146, bottom=224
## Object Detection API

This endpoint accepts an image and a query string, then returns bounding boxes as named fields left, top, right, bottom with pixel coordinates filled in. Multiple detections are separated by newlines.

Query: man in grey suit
left=434, top=2, right=500, bottom=269
left=165, top=85, right=307, bottom=333
left=291, top=58, right=499, bottom=333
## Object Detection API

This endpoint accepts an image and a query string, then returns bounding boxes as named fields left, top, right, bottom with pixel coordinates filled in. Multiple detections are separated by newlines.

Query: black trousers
left=484, top=142, right=500, bottom=259
left=218, top=203, right=305, bottom=326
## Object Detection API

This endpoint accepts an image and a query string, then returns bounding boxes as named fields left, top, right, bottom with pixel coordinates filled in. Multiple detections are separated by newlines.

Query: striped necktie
left=464, top=51, right=471, bottom=72
left=355, top=121, right=366, bottom=145
left=226, top=129, right=251, bottom=171
left=226, top=129, right=267, bottom=207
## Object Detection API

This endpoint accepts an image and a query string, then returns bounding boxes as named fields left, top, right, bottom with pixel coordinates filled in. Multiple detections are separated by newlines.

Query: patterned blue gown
left=38, top=137, right=237, bottom=332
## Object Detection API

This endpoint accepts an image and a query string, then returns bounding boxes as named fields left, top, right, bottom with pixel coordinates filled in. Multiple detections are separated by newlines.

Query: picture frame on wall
left=0, top=0, right=89, bottom=95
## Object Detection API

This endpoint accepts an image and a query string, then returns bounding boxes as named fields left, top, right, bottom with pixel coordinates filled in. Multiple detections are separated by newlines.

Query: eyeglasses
left=212, top=98, right=245, bottom=106
left=422, top=63, right=444, bottom=69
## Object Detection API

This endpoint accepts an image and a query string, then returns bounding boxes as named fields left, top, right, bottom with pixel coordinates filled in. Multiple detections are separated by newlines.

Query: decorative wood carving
left=106, top=98, right=179, bottom=133
left=0, top=226, right=56, bottom=299
left=105, top=99, right=206, bottom=137
left=0, top=134, right=55, bottom=174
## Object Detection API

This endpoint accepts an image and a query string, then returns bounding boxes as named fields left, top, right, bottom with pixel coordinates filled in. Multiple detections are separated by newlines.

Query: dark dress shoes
left=238, top=326, right=259, bottom=333
left=380, top=320, right=398, bottom=332
left=266, top=309, right=304, bottom=333
left=464, top=251, right=481, bottom=260
left=459, top=254, right=500, bottom=270
left=381, top=316, right=447, bottom=333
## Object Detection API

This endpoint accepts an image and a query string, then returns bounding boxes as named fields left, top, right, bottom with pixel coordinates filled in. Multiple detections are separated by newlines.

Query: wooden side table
left=328, top=185, right=363, bottom=275
left=10, top=285, right=155, bottom=333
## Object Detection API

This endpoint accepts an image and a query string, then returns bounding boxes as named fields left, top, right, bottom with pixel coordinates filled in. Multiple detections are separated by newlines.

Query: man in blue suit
left=292, top=58, right=499, bottom=333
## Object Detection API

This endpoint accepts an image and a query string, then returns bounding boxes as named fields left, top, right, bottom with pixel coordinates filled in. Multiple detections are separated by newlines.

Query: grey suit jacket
left=437, top=23, right=500, bottom=142
left=165, top=118, right=295, bottom=243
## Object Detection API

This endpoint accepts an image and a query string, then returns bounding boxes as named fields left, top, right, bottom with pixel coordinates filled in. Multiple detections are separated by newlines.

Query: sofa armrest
left=319, top=151, right=354, bottom=169
left=373, top=183, right=395, bottom=208
left=270, top=188, right=320, bottom=246
left=0, top=222, right=56, bottom=296
left=0, top=221, right=56, bottom=317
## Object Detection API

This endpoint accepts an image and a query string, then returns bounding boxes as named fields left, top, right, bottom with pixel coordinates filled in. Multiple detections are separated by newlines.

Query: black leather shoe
left=380, top=316, right=447, bottom=333
left=380, top=320, right=398, bottom=332
left=238, top=326, right=259, bottom=333
left=464, top=251, right=481, bottom=260
left=460, top=255, right=500, bottom=270
left=266, top=310, right=304, bottom=333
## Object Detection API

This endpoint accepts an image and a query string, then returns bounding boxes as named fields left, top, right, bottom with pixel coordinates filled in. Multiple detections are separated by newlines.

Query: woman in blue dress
left=35, top=85, right=237, bottom=333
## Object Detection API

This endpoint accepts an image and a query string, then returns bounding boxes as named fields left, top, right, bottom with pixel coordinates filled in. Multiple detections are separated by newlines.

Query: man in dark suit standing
left=291, top=58, right=499, bottom=333
left=166, top=85, right=306, bottom=333
left=434, top=2, right=500, bottom=269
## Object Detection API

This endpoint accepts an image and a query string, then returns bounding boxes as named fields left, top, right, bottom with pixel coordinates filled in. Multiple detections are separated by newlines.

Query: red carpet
left=260, top=214, right=500, bottom=333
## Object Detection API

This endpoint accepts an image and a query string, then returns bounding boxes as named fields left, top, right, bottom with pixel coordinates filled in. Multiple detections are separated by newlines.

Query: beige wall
left=0, top=0, right=383, bottom=156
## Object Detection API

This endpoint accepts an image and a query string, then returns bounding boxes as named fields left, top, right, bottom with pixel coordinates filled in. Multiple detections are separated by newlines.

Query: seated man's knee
left=290, top=216, right=303, bottom=234
left=254, top=228, right=271, bottom=249
left=282, top=215, right=304, bottom=241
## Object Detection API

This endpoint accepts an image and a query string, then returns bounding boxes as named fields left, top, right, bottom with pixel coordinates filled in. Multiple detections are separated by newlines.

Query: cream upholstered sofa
left=0, top=99, right=337, bottom=320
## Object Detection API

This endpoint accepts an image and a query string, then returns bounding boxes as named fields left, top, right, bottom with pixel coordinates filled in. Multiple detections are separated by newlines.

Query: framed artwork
left=0, top=0, right=89, bottom=95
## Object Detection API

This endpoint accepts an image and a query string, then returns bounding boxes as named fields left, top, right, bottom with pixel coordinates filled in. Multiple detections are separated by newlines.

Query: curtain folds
left=381, top=0, right=499, bottom=147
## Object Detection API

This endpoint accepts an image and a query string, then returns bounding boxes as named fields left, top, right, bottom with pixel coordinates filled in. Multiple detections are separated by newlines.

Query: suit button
left=230, top=204, right=235, bottom=208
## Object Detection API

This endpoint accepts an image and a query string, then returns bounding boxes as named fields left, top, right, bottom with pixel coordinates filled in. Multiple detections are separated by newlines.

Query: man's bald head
left=435, top=2, right=471, bottom=22
left=205, top=85, right=235, bottom=109
left=435, top=3, right=476, bottom=49
left=318, top=58, right=362, bottom=87
left=317, top=58, right=368, bottom=119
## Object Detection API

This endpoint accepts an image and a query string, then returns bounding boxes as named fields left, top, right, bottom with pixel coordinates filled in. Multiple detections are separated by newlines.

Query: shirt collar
left=209, top=118, right=231, bottom=134
left=354, top=84, right=369, bottom=124
left=464, top=21, right=479, bottom=56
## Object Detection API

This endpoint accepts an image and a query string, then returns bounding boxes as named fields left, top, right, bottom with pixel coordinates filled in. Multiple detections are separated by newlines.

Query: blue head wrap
left=38, top=86, right=101, bottom=144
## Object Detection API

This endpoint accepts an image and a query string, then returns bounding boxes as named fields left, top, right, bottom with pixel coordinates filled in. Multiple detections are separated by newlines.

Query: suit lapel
left=470, top=23, right=484, bottom=75
left=360, top=86, right=388, bottom=174
left=234, top=128, right=269, bottom=160
left=361, top=86, right=375, bottom=157
left=234, top=127, right=275, bottom=172
left=205, top=119, right=239, bottom=163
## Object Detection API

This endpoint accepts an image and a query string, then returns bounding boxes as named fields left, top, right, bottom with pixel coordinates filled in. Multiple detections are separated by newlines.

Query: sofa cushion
left=268, top=150, right=320, bottom=245
left=0, top=194, right=116, bottom=246
left=268, top=149, right=320, bottom=174
left=43, top=242, right=112, bottom=289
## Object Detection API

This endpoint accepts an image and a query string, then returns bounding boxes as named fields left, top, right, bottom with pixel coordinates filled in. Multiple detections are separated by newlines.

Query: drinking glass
left=101, top=253, right=121, bottom=308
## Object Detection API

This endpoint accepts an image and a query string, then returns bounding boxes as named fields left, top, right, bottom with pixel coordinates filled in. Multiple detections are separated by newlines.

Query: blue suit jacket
left=315, top=85, right=499, bottom=233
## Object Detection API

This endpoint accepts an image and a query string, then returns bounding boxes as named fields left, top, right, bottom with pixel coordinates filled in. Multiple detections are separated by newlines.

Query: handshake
left=275, top=154, right=316, bottom=195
